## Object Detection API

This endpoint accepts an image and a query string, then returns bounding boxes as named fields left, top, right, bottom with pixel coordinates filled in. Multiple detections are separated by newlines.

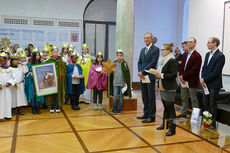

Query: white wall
left=133, top=0, right=186, bottom=82
left=0, top=0, right=90, bottom=45
left=188, top=0, right=227, bottom=60
left=0, top=0, right=89, bottom=20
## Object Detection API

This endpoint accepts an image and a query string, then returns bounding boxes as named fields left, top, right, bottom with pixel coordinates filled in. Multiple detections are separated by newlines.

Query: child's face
left=97, top=56, right=103, bottom=63
left=0, top=57, right=7, bottom=66
left=35, top=53, right=40, bottom=61
left=116, top=53, right=124, bottom=62
left=43, top=51, right=49, bottom=56
left=71, top=56, right=78, bottom=63
left=63, top=48, right=68, bottom=54
left=82, top=47, right=88, bottom=55
left=12, top=59, right=19, bottom=66
left=52, top=50, right=59, bottom=59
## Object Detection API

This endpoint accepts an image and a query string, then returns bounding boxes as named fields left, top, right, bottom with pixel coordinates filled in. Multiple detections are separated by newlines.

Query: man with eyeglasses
left=177, top=37, right=202, bottom=118
left=200, top=37, right=225, bottom=129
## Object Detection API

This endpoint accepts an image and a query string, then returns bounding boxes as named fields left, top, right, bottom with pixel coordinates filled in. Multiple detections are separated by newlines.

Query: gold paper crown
left=43, top=42, right=50, bottom=52
left=52, top=46, right=58, bottom=51
left=62, top=42, right=69, bottom=48
left=0, top=52, right=8, bottom=58
left=17, top=48, right=23, bottom=53
left=69, top=44, right=75, bottom=51
left=116, top=49, right=124, bottom=54
left=19, top=50, right=26, bottom=58
left=82, top=44, right=89, bottom=49
left=97, top=52, right=103, bottom=57
left=71, top=52, right=79, bottom=57
left=32, top=48, right=40, bottom=54
left=3, top=45, right=11, bottom=52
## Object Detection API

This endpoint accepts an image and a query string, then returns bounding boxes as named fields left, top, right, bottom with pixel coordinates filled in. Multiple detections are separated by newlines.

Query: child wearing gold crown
left=25, top=48, right=45, bottom=114
left=10, top=53, right=28, bottom=116
left=60, top=42, right=70, bottom=65
left=41, top=43, right=51, bottom=62
left=46, top=46, right=66, bottom=113
left=0, top=52, right=16, bottom=121
left=87, top=52, right=107, bottom=110
left=78, top=44, right=92, bottom=103
left=110, top=49, right=132, bottom=115
left=66, top=52, right=85, bottom=110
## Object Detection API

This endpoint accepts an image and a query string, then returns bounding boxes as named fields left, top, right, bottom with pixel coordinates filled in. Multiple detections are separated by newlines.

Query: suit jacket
left=161, top=59, right=178, bottom=90
left=138, top=45, right=160, bottom=81
left=201, top=49, right=225, bottom=89
left=179, top=50, right=202, bottom=88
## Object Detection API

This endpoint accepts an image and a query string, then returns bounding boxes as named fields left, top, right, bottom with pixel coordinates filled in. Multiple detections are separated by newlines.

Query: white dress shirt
left=72, top=66, right=80, bottom=84
left=184, top=50, right=195, bottom=71
left=207, top=48, right=218, bottom=65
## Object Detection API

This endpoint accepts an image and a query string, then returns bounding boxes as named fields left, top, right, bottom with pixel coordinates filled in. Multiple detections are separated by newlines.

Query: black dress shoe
left=72, top=106, right=81, bottom=110
left=156, top=124, right=168, bottom=130
left=166, top=130, right=176, bottom=136
left=136, top=116, right=148, bottom=119
left=142, top=118, right=155, bottom=123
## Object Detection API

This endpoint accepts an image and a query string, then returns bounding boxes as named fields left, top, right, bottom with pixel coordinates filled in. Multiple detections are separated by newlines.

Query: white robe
left=11, top=65, right=28, bottom=108
left=0, top=67, right=16, bottom=119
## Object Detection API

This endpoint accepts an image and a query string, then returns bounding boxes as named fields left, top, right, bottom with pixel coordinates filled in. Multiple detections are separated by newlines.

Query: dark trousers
left=141, top=80, right=156, bottom=118
left=51, top=94, right=58, bottom=109
left=93, top=87, right=103, bottom=104
left=70, top=84, right=81, bottom=107
left=203, top=88, right=219, bottom=122
left=32, top=96, right=40, bottom=107
left=162, top=100, right=176, bottom=120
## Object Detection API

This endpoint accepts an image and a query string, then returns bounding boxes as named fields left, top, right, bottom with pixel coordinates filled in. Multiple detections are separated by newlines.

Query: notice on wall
left=0, top=24, right=81, bottom=53
left=223, top=2, right=230, bottom=75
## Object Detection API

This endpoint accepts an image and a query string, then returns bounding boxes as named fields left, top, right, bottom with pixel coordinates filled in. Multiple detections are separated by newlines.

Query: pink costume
left=87, top=64, right=107, bottom=91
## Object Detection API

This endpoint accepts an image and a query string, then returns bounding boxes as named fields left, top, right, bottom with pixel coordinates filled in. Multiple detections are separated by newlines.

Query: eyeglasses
left=161, top=49, right=168, bottom=51
left=207, top=42, right=213, bottom=44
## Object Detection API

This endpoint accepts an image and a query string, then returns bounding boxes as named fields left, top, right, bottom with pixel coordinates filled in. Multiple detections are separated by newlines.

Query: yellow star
left=102, top=58, right=116, bottom=74
left=0, top=37, right=11, bottom=47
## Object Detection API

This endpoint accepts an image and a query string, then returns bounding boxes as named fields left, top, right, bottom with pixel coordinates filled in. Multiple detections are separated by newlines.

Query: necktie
left=144, top=48, right=148, bottom=56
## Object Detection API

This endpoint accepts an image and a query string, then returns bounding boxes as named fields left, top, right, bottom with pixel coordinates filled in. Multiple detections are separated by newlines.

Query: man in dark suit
left=200, top=37, right=225, bottom=128
left=137, top=32, right=160, bottom=123
left=177, top=37, right=202, bottom=118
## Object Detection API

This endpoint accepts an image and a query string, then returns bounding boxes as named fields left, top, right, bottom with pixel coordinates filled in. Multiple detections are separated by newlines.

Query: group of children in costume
left=0, top=42, right=131, bottom=122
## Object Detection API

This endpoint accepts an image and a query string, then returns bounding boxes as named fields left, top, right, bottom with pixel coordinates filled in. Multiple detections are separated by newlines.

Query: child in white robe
left=10, top=55, right=28, bottom=115
left=0, top=52, right=16, bottom=121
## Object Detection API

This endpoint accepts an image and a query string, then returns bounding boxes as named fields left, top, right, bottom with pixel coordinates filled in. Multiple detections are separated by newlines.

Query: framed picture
left=31, top=62, right=58, bottom=97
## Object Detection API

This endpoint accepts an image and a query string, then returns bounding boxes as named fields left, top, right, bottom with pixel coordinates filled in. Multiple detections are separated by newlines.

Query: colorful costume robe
left=78, top=54, right=92, bottom=103
left=11, top=65, right=28, bottom=108
left=0, top=66, right=16, bottom=119
left=25, top=62, right=45, bottom=103
left=46, top=56, right=67, bottom=107
left=87, top=64, right=107, bottom=91
left=66, top=63, right=85, bottom=95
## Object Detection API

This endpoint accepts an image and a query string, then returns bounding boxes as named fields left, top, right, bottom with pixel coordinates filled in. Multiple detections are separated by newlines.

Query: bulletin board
left=0, top=24, right=81, bottom=52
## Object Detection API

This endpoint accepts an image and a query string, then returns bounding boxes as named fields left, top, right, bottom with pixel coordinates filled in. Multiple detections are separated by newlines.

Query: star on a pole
left=102, top=58, right=116, bottom=74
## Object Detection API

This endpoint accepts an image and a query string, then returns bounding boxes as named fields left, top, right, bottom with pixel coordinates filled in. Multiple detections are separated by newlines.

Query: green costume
left=46, top=56, right=67, bottom=107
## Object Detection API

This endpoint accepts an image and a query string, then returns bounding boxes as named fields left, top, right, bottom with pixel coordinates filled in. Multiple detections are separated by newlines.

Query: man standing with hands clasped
left=137, top=32, right=159, bottom=123
left=200, top=37, right=225, bottom=129
left=177, top=37, right=202, bottom=118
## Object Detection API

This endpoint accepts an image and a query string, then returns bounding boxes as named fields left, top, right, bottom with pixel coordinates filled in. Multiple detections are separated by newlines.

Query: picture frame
left=31, top=62, right=58, bottom=97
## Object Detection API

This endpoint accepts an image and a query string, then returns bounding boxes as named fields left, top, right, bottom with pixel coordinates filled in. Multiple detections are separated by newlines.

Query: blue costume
left=66, top=63, right=85, bottom=110
left=25, top=62, right=45, bottom=107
